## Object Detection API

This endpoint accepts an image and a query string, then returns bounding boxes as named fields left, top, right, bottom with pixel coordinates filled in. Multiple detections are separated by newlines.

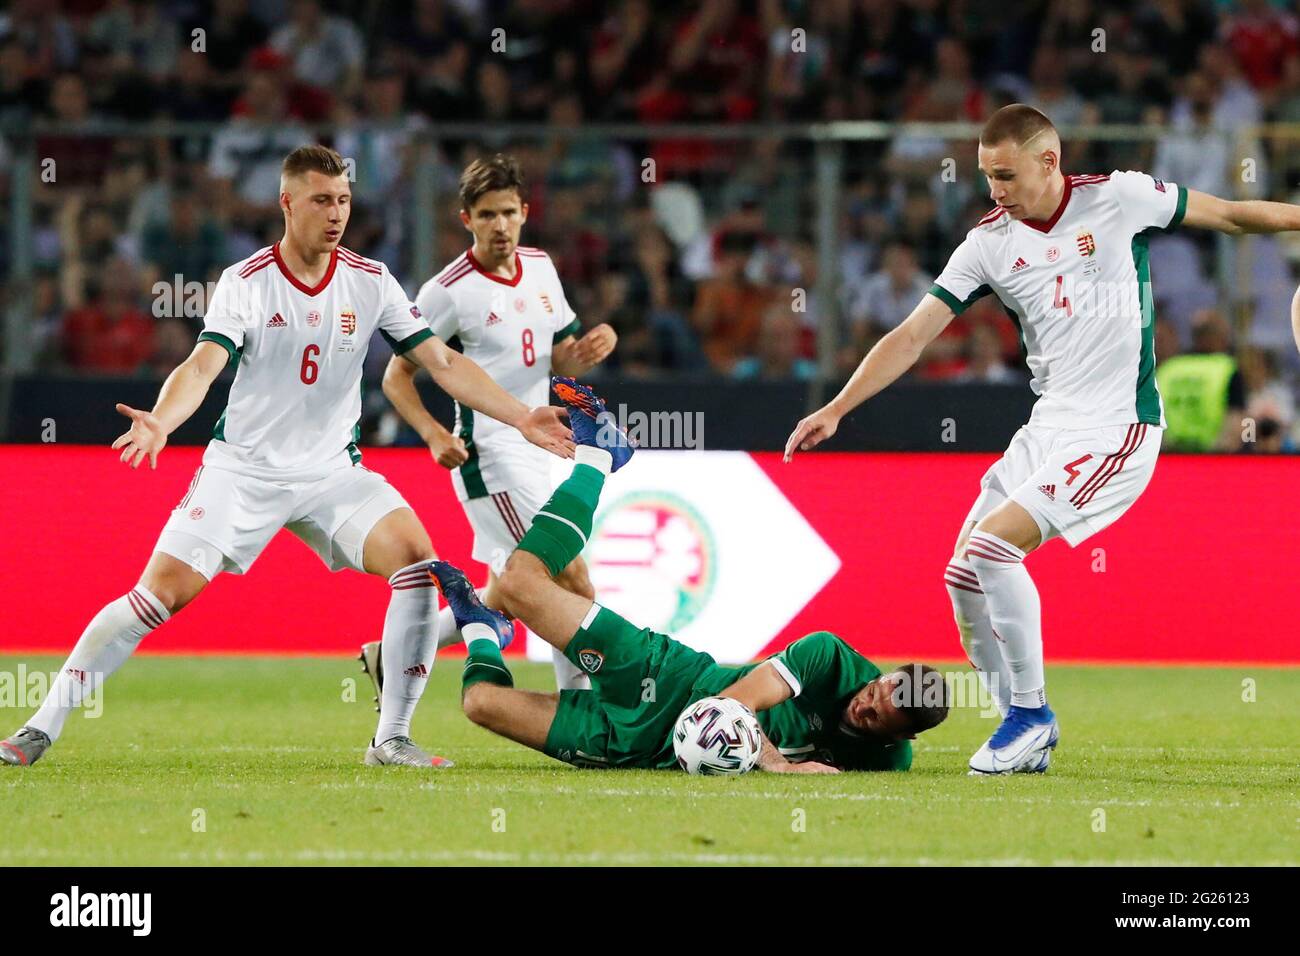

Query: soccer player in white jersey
left=785, top=104, right=1300, bottom=774
left=0, top=145, right=574, bottom=769
left=374, top=155, right=617, bottom=694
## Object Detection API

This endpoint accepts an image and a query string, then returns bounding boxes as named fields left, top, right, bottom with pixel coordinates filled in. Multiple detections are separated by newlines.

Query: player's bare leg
left=1, top=552, right=208, bottom=767
left=483, top=556, right=594, bottom=690
left=460, top=683, right=559, bottom=752
left=965, top=500, right=1059, bottom=775
left=357, top=507, right=453, bottom=768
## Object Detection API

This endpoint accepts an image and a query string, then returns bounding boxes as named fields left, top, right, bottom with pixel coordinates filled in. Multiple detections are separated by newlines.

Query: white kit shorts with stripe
left=460, top=479, right=551, bottom=575
left=964, top=422, right=1162, bottom=547
left=154, top=463, right=411, bottom=579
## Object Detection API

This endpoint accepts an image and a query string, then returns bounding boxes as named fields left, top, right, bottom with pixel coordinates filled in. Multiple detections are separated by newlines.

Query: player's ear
left=459, top=208, right=472, bottom=232
left=279, top=191, right=291, bottom=215
left=519, top=201, right=529, bottom=224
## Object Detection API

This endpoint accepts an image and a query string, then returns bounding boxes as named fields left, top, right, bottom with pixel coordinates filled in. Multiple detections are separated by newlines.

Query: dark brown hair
left=889, top=663, right=950, bottom=734
left=980, top=104, right=1057, bottom=149
left=281, top=144, right=348, bottom=181
left=459, top=154, right=525, bottom=210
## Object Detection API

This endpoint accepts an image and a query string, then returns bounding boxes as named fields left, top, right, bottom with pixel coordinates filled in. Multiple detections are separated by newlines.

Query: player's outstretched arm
left=404, top=336, right=576, bottom=460
left=1292, top=287, right=1300, bottom=358
left=1182, top=188, right=1300, bottom=235
left=552, top=323, right=618, bottom=377
left=111, top=340, right=229, bottom=470
left=381, top=354, right=469, bottom=469
left=720, top=663, right=839, bottom=774
left=783, top=293, right=956, bottom=461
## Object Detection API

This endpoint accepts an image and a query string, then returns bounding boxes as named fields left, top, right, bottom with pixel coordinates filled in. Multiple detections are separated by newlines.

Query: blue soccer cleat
left=551, top=376, right=634, bottom=472
left=427, top=560, right=513, bottom=650
left=968, top=704, right=1059, bottom=775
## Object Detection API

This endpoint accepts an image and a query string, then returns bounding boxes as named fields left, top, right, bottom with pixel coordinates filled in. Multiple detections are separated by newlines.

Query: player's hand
left=111, top=403, right=168, bottom=470
left=783, top=406, right=841, bottom=462
left=779, top=760, right=840, bottom=774
left=572, top=324, right=618, bottom=367
left=429, top=433, right=469, bottom=469
left=520, top=405, right=576, bottom=459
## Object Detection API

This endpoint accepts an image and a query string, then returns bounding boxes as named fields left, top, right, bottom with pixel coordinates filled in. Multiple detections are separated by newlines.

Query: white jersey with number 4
left=197, top=242, right=433, bottom=481
left=414, top=246, right=581, bottom=501
left=931, top=170, right=1187, bottom=430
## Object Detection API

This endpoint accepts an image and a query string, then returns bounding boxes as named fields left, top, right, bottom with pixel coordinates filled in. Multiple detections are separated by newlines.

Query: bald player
left=785, top=104, right=1300, bottom=774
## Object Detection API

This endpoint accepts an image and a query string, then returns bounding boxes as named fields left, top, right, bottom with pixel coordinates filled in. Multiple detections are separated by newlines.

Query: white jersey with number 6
left=197, top=242, right=433, bottom=481
left=414, top=246, right=581, bottom=501
left=931, top=170, right=1187, bottom=430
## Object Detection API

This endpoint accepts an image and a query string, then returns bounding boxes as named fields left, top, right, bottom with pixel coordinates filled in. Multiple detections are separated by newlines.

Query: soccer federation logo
left=1076, top=231, right=1096, bottom=257
left=306, top=310, right=321, bottom=328
left=340, top=309, right=357, bottom=336
left=577, top=649, right=604, bottom=674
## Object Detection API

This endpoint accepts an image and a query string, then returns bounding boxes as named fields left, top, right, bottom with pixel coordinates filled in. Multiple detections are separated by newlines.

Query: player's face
left=977, top=138, right=1057, bottom=221
left=282, top=170, right=351, bottom=254
left=462, top=189, right=529, bottom=263
left=843, top=675, right=913, bottom=741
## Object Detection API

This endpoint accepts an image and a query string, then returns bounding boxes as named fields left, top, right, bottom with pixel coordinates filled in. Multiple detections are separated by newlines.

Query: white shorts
left=155, top=463, right=411, bottom=579
left=461, top=481, right=551, bottom=575
left=964, top=422, right=1162, bottom=547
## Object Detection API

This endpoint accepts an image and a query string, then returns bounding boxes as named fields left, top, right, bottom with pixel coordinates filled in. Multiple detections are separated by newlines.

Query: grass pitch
left=1, top=655, right=1296, bottom=866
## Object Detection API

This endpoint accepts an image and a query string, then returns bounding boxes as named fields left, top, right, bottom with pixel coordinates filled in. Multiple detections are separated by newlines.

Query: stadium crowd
left=1, top=0, right=1298, bottom=450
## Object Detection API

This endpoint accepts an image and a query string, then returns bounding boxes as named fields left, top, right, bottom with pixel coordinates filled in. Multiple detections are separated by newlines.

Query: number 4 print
left=1064, top=453, right=1092, bottom=486
left=1053, top=275, right=1073, bottom=317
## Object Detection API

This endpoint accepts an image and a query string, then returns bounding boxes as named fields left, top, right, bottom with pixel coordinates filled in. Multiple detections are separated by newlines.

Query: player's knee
left=139, top=569, right=204, bottom=614
left=557, top=562, right=595, bottom=601
left=496, top=557, right=537, bottom=617
left=461, top=682, right=495, bottom=727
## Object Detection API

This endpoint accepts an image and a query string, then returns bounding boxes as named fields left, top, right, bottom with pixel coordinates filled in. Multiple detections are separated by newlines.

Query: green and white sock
left=516, top=450, right=609, bottom=576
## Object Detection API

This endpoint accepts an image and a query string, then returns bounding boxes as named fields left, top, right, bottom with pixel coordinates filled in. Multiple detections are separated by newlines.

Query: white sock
left=433, top=587, right=489, bottom=650
left=944, top=556, right=1011, bottom=717
left=375, top=562, right=439, bottom=744
left=552, top=644, right=590, bottom=691
left=966, top=531, right=1046, bottom=709
left=462, top=622, right=499, bottom=649
left=29, top=585, right=170, bottom=741
left=575, top=445, right=612, bottom=475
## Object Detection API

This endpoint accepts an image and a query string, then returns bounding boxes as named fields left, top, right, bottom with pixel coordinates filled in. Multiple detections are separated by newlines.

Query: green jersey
left=543, top=605, right=912, bottom=772
left=696, top=632, right=912, bottom=772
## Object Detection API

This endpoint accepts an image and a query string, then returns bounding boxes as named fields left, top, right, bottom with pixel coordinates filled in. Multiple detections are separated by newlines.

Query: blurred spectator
left=840, top=241, right=929, bottom=371
left=0, top=0, right=78, bottom=75
left=953, top=323, right=1018, bottom=384
left=88, top=0, right=180, bottom=81
left=37, top=74, right=114, bottom=190
left=270, top=0, right=364, bottom=99
left=62, top=261, right=155, bottom=374
left=1134, top=1, right=1218, bottom=80
left=190, top=0, right=269, bottom=92
left=150, top=316, right=197, bottom=377
left=141, top=182, right=229, bottom=286
left=1153, top=72, right=1232, bottom=197
left=1239, top=345, right=1296, bottom=452
left=1220, top=0, right=1299, bottom=92
left=1155, top=309, right=1245, bottom=451
left=733, top=302, right=817, bottom=381
left=691, top=231, right=774, bottom=374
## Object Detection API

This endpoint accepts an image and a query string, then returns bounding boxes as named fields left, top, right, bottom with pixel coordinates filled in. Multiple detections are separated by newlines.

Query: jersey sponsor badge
left=1038, top=484, right=1056, bottom=502
left=1154, top=179, right=1167, bottom=193
left=577, top=648, right=604, bottom=674
left=485, top=311, right=502, bottom=327
left=266, top=312, right=287, bottom=328
left=1076, top=231, right=1095, bottom=257
left=306, top=310, right=321, bottom=328
left=1010, top=256, right=1029, bottom=273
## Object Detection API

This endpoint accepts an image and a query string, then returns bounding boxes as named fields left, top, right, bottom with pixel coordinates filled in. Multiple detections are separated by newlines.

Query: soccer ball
left=672, top=696, right=763, bottom=776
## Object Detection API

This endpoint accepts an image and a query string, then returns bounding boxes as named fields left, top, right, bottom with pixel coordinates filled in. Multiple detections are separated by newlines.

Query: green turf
left=0, top=655, right=1296, bottom=866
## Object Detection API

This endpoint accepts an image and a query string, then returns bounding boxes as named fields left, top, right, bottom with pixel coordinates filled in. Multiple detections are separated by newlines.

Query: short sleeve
left=414, top=277, right=461, bottom=342
left=1110, top=169, right=1186, bottom=233
left=377, top=267, right=434, bottom=356
left=770, top=632, right=851, bottom=699
left=196, top=270, right=250, bottom=365
left=549, top=262, right=581, bottom=343
left=929, top=237, right=990, bottom=315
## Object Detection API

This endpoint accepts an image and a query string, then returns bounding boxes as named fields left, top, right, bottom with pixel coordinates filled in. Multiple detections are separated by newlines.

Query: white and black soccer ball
left=672, top=696, right=762, bottom=776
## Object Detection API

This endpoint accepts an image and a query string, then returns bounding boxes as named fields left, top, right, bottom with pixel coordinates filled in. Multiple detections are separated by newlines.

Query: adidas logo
left=403, top=664, right=429, bottom=679
left=1010, top=257, right=1029, bottom=273
left=1038, top=484, right=1056, bottom=501
left=485, top=311, right=502, bottom=327
left=266, top=312, right=287, bottom=328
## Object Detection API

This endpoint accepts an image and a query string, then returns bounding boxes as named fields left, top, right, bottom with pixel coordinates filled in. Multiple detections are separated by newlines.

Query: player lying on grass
left=426, top=378, right=950, bottom=773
